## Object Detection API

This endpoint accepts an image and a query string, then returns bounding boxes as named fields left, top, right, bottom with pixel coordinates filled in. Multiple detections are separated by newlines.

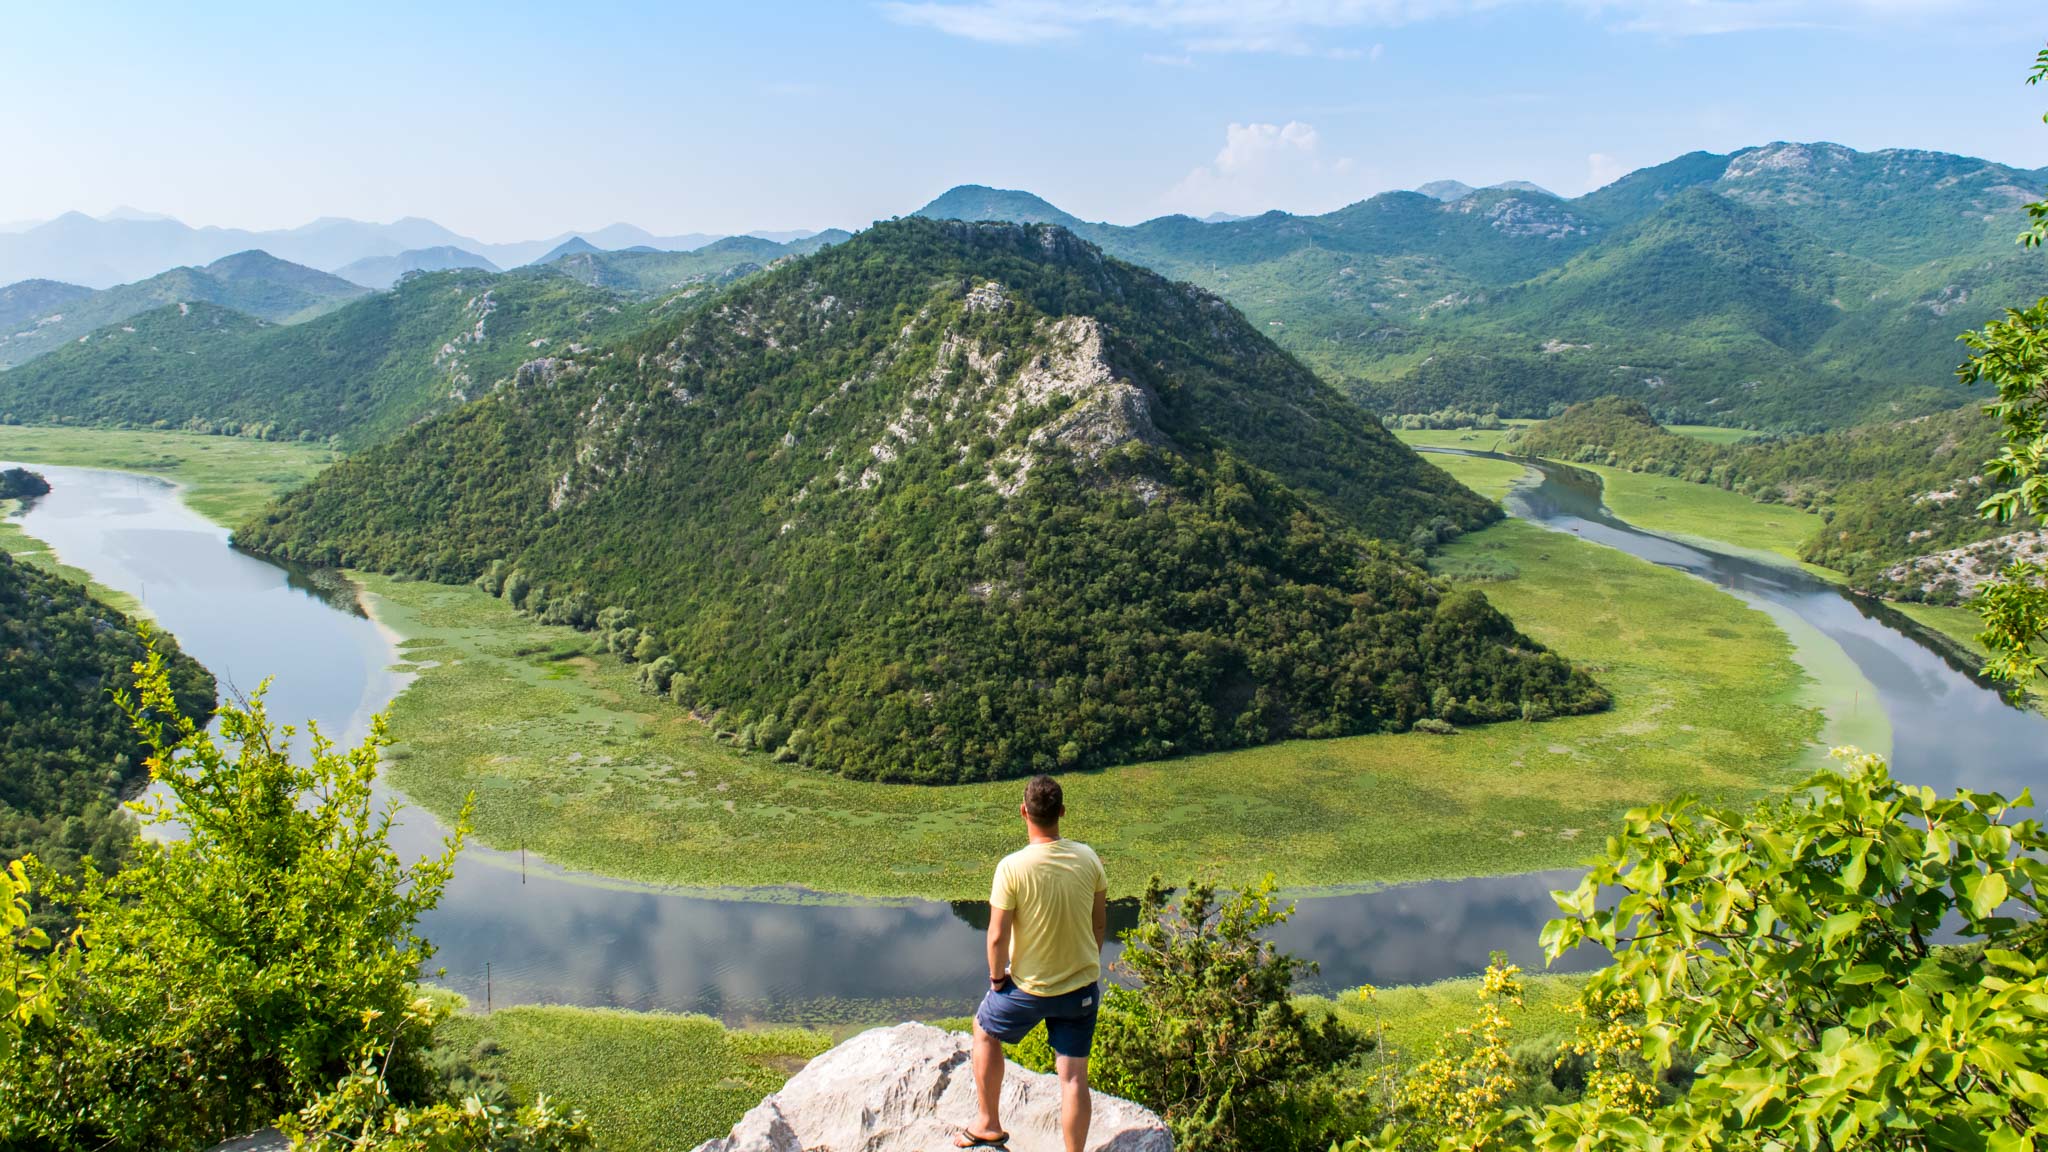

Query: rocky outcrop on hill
left=692, top=1023, right=1171, bottom=1152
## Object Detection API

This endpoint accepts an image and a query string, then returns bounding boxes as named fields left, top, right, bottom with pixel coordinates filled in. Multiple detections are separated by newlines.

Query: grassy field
left=0, top=425, right=334, bottom=524
left=1391, top=426, right=1524, bottom=454
left=437, top=971, right=1600, bottom=1152
left=1324, top=969, right=1590, bottom=1068
left=1567, top=462, right=1831, bottom=574
left=1418, top=451, right=1532, bottom=502
left=438, top=1007, right=831, bottom=1152
left=360, top=504, right=1822, bottom=899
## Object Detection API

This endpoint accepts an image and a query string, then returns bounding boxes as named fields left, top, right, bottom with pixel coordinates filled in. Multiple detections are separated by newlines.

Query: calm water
left=7, top=457, right=2042, bottom=1019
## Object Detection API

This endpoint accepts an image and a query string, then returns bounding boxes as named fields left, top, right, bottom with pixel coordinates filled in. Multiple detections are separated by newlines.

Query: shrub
left=1095, top=876, right=1367, bottom=1152
left=0, top=647, right=469, bottom=1151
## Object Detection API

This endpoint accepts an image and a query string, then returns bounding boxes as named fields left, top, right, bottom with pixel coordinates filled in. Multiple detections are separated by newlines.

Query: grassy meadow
left=360, top=503, right=1823, bottom=899
left=0, top=425, right=335, bottom=524
left=437, top=1007, right=832, bottom=1152
left=437, top=969, right=1599, bottom=1152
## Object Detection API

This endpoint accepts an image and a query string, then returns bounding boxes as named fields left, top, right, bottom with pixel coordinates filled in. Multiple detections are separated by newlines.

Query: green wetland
left=7, top=427, right=2043, bottom=1017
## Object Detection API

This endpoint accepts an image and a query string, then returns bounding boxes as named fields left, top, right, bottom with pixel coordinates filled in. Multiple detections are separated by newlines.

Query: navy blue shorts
left=976, top=979, right=1100, bottom=1059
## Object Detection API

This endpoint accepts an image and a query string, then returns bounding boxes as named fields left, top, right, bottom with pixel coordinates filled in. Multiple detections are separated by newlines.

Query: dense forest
left=241, top=219, right=1606, bottom=782
left=1511, top=396, right=2026, bottom=595
left=0, top=266, right=650, bottom=447
left=0, top=552, right=214, bottom=879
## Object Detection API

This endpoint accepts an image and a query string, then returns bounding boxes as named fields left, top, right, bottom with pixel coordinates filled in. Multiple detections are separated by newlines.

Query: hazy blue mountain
left=544, top=230, right=854, bottom=294
left=334, top=246, right=501, bottom=290
left=0, top=250, right=369, bottom=368
left=0, top=279, right=94, bottom=336
left=1416, top=180, right=1478, bottom=202
left=913, top=185, right=1085, bottom=228
left=534, top=237, right=604, bottom=265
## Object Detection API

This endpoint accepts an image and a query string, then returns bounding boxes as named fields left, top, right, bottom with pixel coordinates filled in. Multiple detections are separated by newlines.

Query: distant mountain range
left=0, top=250, right=368, bottom=369
left=334, top=246, right=500, bottom=291
left=911, top=142, right=2048, bottom=430
left=0, top=225, right=857, bottom=438
left=7, top=140, right=2046, bottom=433
left=0, top=210, right=827, bottom=288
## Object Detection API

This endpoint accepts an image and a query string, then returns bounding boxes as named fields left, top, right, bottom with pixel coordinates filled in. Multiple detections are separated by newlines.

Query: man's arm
left=1092, top=888, right=1108, bottom=952
left=987, top=905, right=1014, bottom=987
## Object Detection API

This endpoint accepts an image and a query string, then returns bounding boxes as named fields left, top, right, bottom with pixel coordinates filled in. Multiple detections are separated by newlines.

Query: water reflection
left=1456, top=450, right=2048, bottom=798
left=9, top=456, right=2042, bottom=1021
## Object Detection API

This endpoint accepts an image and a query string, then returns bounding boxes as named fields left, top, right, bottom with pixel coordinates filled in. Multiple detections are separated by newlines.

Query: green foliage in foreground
left=241, top=219, right=1603, bottom=783
left=282, top=997, right=592, bottom=1152
left=1095, top=877, right=1368, bottom=1152
left=1353, top=748, right=2048, bottom=1151
left=1511, top=396, right=2021, bottom=595
left=0, top=554, right=213, bottom=885
left=0, top=651, right=466, bottom=1151
left=1958, top=47, right=2048, bottom=699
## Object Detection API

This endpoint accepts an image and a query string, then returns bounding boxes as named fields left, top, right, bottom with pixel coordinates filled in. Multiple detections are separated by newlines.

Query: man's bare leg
left=1056, top=1054, right=1091, bottom=1152
left=964, top=1022, right=1008, bottom=1144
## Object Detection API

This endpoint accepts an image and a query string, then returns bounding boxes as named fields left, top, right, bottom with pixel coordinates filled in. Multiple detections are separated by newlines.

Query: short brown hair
left=1024, top=774, right=1064, bottom=823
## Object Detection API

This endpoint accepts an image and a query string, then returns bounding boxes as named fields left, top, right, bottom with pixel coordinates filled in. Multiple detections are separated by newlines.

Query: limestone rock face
left=691, top=1022, right=1172, bottom=1152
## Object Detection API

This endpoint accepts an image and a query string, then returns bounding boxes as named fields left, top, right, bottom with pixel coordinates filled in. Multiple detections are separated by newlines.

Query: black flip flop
left=954, top=1130, right=1010, bottom=1148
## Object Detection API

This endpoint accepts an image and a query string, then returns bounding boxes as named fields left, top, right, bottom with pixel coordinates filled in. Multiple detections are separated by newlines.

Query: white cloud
left=1585, top=151, right=1630, bottom=191
left=880, top=0, right=1972, bottom=50
left=1164, top=120, right=1368, bottom=217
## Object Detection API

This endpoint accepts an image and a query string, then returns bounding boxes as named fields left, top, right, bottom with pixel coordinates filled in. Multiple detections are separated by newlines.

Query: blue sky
left=3, top=1, right=2042, bottom=240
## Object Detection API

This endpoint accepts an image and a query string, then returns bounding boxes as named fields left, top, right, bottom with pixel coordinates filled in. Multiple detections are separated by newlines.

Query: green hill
left=914, top=185, right=1085, bottom=228
left=0, top=250, right=370, bottom=368
left=543, top=230, right=853, bottom=294
left=1510, top=396, right=2026, bottom=593
left=915, top=141, right=2048, bottom=430
left=0, top=267, right=647, bottom=446
left=239, top=219, right=1605, bottom=783
left=0, top=552, right=214, bottom=880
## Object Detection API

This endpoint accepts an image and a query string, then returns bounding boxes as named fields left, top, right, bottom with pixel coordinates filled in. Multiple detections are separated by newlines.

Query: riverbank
left=1393, top=428, right=1828, bottom=572
left=0, top=426, right=333, bottom=523
left=357, top=497, right=1821, bottom=899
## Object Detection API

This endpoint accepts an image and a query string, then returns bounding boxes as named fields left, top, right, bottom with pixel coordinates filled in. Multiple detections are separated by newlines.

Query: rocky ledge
left=693, top=1022, right=1172, bottom=1152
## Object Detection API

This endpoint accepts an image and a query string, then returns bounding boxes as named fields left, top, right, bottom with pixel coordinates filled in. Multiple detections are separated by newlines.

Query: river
left=6, top=456, right=2043, bottom=1021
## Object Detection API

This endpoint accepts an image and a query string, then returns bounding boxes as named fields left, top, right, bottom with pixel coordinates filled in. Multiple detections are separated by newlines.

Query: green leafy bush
left=0, top=648, right=468, bottom=1151
left=1350, top=746, right=2048, bottom=1151
left=1095, top=876, right=1368, bottom=1152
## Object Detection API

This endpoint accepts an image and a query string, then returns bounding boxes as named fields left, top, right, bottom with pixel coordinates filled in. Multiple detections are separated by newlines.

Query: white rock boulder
left=692, top=1022, right=1172, bottom=1152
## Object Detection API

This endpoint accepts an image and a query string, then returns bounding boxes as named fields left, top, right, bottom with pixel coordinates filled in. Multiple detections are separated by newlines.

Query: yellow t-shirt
left=990, top=838, right=1108, bottom=997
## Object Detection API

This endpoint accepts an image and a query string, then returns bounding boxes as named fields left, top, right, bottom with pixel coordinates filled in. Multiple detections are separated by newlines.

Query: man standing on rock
left=960, top=774, right=1110, bottom=1152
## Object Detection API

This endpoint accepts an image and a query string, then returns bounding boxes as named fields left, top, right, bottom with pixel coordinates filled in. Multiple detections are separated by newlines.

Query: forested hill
left=0, top=267, right=648, bottom=447
left=916, top=142, right=2048, bottom=430
left=0, top=250, right=369, bottom=368
left=0, top=552, right=215, bottom=879
left=240, top=218, right=1605, bottom=783
left=1511, top=396, right=2028, bottom=595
